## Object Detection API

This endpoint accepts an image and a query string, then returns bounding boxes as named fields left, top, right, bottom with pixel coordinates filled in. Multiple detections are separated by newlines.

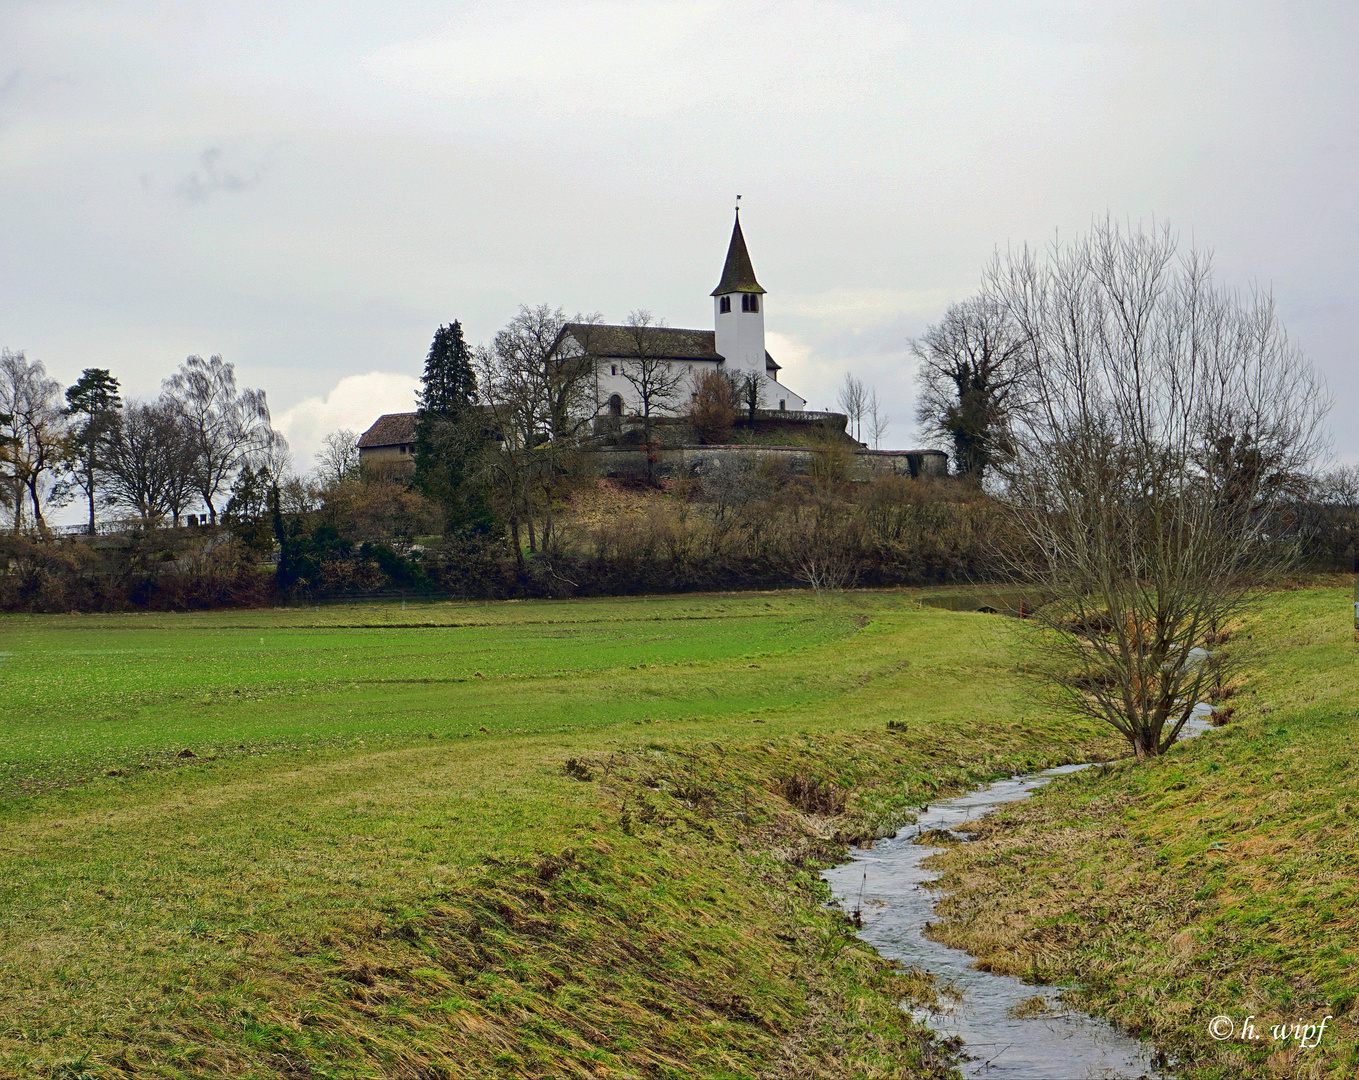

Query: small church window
left=742, top=294, right=759, bottom=313
left=779, top=400, right=786, bottom=411
left=611, top=364, right=617, bottom=376
left=719, top=296, right=731, bottom=314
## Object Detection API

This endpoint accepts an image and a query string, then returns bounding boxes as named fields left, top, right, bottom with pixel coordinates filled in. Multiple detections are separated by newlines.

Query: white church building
left=558, top=211, right=807, bottom=418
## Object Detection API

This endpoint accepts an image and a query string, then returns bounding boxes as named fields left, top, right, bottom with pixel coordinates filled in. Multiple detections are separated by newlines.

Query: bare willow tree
left=989, top=219, right=1329, bottom=759
left=912, top=297, right=1028, bottom=483
left=163, top=354, right=278, bottom=523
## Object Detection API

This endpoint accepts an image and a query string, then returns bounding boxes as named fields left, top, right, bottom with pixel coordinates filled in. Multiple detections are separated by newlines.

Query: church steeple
left=713, top=207, right=767, bottom=385
left=711, top=210, right=766, bottom=296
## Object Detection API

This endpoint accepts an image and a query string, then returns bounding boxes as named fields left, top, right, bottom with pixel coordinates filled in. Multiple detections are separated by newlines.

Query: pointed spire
left=711, top=209, right=766, bottom=296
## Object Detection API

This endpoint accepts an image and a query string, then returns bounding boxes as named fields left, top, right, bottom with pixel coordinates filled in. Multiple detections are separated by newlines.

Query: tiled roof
left=561, top=323, right=780, bottom=372
left=561, top=324, right=722, bottom=360
left=710, top=212, right=765, bottom=296
left=357, top=412, right=417, bottom=448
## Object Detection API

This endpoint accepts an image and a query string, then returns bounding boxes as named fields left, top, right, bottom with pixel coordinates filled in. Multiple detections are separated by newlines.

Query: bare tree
left=836, top=373, right=867, bottom=443
left=476, top=305, right=598, bottom=556
left=545, top=312, right=603, bottom=441
left=912, top=297, right=1029, bottom=483
left=256, top=430, right=293, bottom=486
left=162, top=354, right=278, bottom=523
left=102, top=400, right=190, bottom=525
left=987, top=218, right=1330, bottom=760
left=868, top=389, right=890, bottom=450
left=734, top=371, right=765, bottom=431
left=0, top=349, right=71, bottom=533
left=0, top=407, right=12, bottom=524
left=315, top=429, right=360, bottom=486
left=618, top=310, right=687, bottom=456
left=1295, top=465, right=1359, bottom=569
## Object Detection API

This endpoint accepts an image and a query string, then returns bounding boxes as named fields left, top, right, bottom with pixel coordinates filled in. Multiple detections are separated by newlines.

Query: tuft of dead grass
left=775, top=774, right=848, bottom=816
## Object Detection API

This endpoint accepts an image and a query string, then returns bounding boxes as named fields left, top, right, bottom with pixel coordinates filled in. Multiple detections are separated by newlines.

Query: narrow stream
left=823, top=709, right=1213, bottom=1079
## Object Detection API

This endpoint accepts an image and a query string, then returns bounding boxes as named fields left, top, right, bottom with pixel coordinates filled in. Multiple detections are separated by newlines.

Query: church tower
left=712, top=210, right=767, bottom=384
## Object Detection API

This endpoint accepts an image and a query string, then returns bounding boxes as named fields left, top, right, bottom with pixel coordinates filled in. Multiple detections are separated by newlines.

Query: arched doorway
left=607, top=393, right=623, bottom=416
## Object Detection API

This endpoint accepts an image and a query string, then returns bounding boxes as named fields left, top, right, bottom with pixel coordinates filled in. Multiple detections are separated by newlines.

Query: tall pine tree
left=414, top=322, right=487, bottom=530
left=65, top=368, right=122, bottom=534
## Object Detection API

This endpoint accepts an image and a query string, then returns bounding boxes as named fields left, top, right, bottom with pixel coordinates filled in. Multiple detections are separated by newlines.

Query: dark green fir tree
left=417, top=322, right=477, bottom=417
left=413, top=322, right=489, bottom=531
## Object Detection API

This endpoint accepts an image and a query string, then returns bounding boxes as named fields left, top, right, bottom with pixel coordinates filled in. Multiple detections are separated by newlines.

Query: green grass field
left=929, top=583, right=1359, bottom=1079
left=0, top=590, right=1119, bottom=1079
left=0, top=596, right=869, bottom=795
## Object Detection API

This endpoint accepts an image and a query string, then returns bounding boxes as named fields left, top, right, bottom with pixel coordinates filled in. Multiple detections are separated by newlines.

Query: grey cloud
left=175, top=148, right=264, bottom=204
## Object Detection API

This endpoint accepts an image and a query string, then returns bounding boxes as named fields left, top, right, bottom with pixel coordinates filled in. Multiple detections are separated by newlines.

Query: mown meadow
left=928, top=582, right=1359, bottom=1080
left=0, top=590, right=1115, bottom=1080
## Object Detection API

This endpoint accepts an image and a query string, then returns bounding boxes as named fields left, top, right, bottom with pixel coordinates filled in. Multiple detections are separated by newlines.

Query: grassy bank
left=927, top=583, right=1359, bottom=1079
left=0, top=591, right=1115, bottom=1079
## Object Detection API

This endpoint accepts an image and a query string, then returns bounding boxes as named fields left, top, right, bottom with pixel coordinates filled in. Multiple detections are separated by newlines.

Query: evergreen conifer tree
left=64, top=368, right=122, bottom=534
left=414, top=322, right=489, bottom=531
left=417, top=322, right=477, bottom=416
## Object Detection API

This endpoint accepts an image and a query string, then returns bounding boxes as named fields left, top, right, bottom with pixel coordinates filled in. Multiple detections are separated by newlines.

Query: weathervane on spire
left=735, top=194, right=741, bottom=217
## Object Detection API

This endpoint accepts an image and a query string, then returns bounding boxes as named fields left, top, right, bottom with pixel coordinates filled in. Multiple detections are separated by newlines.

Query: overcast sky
left=3, top=0, right=1356, bottom=485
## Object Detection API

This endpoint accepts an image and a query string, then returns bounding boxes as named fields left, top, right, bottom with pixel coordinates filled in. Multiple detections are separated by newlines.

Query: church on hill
left=561, top=210, right=807, bottom=418
left=358, top=211, right=812, bottom=472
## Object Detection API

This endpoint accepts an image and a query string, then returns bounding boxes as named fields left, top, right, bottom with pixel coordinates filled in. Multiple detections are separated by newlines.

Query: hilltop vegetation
left=0, top=471, right=1008, bottom=612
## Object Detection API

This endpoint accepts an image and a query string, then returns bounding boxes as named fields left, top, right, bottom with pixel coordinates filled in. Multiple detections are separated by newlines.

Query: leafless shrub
left=793, top=537, right=859, bottom=595
left=689, top=370, right=736, bottom=444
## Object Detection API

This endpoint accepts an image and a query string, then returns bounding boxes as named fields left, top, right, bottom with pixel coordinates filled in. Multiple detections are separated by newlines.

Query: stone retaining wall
left=582, top=445, right=948, bottom=482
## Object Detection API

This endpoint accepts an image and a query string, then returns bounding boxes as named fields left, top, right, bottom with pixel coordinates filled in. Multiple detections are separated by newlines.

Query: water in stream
left=823, top=711, right=1214, bottom=1079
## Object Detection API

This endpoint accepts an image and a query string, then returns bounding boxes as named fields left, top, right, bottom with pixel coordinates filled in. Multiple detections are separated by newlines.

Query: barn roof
left=357, top=412, right=417, bottom=448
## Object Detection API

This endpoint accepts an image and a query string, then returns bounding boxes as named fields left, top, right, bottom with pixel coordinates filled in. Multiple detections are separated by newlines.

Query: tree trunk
left=26, top=478, right=47, bottom=535
left=87, top=458, right=97, bottom=534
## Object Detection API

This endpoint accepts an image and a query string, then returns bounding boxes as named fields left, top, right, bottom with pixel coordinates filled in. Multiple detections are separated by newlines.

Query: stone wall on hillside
left=581, top=445, right=948, bottom=482
left=591, top=409, right=858, bottom=448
